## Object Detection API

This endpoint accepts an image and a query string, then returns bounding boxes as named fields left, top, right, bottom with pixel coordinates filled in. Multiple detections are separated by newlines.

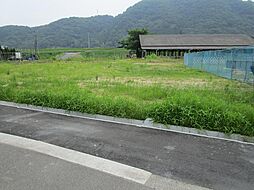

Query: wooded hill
left=0, top=0, right=253, bottom=48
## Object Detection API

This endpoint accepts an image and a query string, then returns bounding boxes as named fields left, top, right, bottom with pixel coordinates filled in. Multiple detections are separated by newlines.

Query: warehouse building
left=139, top=34, right=254, bottom=58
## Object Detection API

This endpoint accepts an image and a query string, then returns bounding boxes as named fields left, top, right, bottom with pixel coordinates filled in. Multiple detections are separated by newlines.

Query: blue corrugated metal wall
left=184, top=47, right=254, bottom=84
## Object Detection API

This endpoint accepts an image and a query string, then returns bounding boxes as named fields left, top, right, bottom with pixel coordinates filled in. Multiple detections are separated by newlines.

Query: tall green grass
left=37, top=48, right=128, bottom=60
left=18, top=48, right=128, bottom=60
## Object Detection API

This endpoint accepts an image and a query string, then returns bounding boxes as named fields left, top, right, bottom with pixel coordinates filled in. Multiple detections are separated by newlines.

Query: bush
left=146, top=54, right=158, bottom=60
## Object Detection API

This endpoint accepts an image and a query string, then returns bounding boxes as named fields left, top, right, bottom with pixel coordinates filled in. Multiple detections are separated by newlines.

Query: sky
left=0, top=0, right=141, bottom=27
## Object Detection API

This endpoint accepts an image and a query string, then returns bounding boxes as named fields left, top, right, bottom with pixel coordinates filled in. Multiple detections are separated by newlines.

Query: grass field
left=0, top=50, right=253, bottom=136
left=36, top=48, right=128, bottom=60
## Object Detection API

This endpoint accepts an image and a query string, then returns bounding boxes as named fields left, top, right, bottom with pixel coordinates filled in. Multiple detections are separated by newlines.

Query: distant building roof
left=139, top=34, right=254, bottom=50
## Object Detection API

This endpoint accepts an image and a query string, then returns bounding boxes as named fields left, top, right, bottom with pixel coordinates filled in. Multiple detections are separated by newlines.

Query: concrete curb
left=0, top=133, right=152, bottom=185
left=0, top=100, right=254, bottom=145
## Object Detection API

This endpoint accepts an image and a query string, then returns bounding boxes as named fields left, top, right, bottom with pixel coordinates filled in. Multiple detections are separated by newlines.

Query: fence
left=184, top=47, right=254, bottom=84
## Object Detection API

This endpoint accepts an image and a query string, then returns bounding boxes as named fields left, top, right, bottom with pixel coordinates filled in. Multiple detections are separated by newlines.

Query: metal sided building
left=139, top=34, right=254, bottom=58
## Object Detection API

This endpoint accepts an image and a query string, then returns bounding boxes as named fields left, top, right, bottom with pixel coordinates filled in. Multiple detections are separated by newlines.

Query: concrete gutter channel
left=0, top=101, right=253, bottom=145
left=0, top=101, right=254, bottom=190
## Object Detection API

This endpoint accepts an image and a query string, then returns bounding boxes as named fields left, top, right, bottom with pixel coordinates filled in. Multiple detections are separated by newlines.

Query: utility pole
left=88, top=33, right=91, bottom=48
left=34, top=33, right=38, bottom=56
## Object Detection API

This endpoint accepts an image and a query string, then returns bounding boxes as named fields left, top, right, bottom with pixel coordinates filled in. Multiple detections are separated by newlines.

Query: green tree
left=0, top=46, right=16, bottom=60
left=0, top=45, right=2, bottom=60
left=120, top=28, right=148, bottom=58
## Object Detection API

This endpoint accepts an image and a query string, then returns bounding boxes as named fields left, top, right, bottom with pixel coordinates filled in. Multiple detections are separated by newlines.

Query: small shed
left=15, top=52, right=22, bottom=60
left=139, top=34, right=254, bottom=58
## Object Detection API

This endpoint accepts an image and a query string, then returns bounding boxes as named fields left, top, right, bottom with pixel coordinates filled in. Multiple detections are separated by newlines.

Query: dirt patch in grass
left=134, top=62, right=181, bottom=66
left=78, top=77, right=211, bottom=88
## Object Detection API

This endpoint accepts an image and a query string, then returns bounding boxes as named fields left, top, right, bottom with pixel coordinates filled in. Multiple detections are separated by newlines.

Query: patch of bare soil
left=78, top=77, right=211, bottom=88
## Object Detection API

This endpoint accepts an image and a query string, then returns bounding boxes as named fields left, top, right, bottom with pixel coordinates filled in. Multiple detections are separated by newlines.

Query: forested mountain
left=0, top=0, right=254, bottom=48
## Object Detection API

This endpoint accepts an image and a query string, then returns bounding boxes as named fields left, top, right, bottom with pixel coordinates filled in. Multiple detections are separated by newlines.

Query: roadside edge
left=0, top=100, right=253, bottom=145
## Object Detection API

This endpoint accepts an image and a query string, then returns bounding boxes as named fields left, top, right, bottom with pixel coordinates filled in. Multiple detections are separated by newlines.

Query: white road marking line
left=0, top=133, right=152, bottom=185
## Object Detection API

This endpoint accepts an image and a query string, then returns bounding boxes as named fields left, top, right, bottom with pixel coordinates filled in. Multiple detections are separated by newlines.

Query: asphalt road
left=0, top=105, right=254, bottom=190
left=0, top=143, right=151, bottom=190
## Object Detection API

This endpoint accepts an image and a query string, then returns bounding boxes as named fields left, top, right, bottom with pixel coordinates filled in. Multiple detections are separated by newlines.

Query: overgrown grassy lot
left=0, top=54, right=253, bottom=136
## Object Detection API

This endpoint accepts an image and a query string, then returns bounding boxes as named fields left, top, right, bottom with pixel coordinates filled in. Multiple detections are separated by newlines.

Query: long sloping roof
left=140, top=34, right=254, bottom=50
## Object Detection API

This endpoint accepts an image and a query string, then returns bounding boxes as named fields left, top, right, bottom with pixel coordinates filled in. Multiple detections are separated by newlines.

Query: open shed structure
left=139, top=34, right=254, bottom=58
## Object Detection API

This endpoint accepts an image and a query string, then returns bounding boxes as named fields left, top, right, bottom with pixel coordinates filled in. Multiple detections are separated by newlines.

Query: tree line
left=0, top=45, right=16, bottom=60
